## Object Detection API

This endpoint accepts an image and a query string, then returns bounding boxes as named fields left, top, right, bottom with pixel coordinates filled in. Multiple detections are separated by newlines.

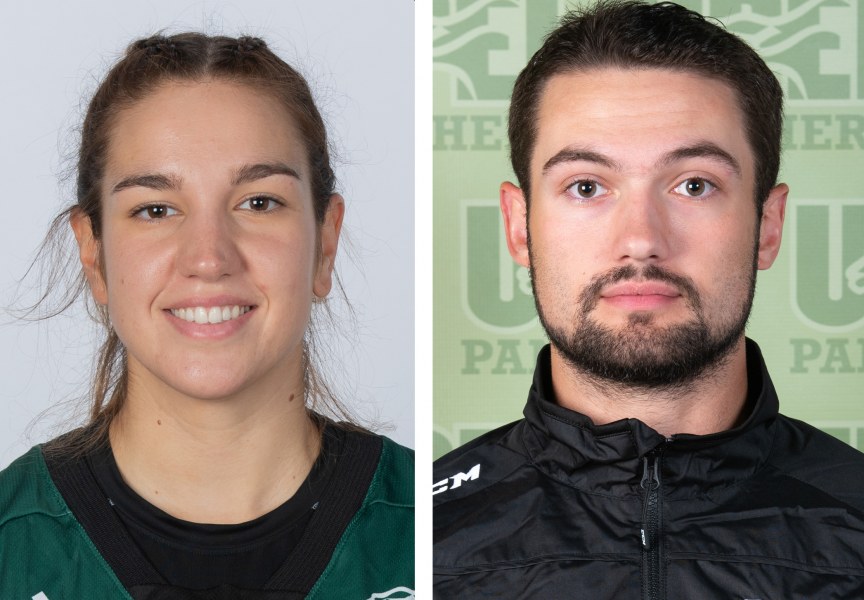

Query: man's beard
left=532, top=261, right=756, bottom=391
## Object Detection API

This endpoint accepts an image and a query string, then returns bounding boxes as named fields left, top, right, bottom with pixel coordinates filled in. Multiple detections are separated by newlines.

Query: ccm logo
left=433, top=464, right=481, bottom=495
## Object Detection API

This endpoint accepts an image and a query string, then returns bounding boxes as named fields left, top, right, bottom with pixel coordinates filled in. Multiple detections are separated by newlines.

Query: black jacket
left=434, top=340, right=864, bottom=599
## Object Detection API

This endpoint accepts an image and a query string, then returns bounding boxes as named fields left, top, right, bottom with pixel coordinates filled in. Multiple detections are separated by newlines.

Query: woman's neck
left=109, top=374, right=320, bottom=524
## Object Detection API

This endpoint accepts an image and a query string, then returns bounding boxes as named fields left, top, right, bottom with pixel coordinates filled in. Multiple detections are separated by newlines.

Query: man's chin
left=547, top=319, right=742, bottom=390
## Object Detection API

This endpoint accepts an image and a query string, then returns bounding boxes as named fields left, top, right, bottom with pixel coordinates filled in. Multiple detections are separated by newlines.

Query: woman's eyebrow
left=112, top=172, right=182, bottom=194
left=232, top=162, right=301, bottom=185
left=110, top=163, right=301, bottom=194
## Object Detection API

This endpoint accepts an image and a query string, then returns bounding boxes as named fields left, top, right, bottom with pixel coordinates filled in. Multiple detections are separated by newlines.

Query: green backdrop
left=433, top=0, right=864, bottom=458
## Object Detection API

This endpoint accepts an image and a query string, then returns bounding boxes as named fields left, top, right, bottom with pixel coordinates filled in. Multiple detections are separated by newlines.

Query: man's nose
left=610, top=188, right=671, bottom=264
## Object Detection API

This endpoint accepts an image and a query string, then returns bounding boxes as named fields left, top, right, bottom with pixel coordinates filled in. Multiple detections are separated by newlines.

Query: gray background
left=0, top=0, right=414, bottom=467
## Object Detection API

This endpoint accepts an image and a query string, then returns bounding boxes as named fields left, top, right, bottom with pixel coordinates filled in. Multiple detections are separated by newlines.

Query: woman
left=0, top=33, right=413, bottom=599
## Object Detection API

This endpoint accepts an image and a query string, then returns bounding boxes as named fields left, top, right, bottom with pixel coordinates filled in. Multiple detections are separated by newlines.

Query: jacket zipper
left=640, top=454, right=663, bottom=600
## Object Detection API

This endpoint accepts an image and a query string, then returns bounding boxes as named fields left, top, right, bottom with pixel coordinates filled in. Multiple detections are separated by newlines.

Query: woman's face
left=72, top=80, right=342, bottom=402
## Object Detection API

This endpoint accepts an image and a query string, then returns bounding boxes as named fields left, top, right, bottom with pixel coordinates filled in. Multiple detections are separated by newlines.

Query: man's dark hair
left=508, top=0, right=783, bottom=210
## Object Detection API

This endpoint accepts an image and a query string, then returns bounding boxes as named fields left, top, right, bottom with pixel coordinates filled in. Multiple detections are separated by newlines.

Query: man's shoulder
left=433, top=419, right=528, bottom=506
left=768, top=414, right=864, bottom=510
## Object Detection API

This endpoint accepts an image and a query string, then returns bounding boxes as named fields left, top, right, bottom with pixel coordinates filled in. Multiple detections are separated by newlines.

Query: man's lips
left=600, top=282, right=682, bottom=298
left=599, top=281, right=682, bottom=310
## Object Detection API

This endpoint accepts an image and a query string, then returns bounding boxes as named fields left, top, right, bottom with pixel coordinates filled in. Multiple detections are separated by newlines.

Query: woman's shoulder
left=0, top=445, right=66, bottom=525
left=376, top=434, right=414, bottom=503
left=306, top=428, right=414, bottom=599
left=333, top=426, right=413, bottom=507
left=0, top=444, right=132, bottom=596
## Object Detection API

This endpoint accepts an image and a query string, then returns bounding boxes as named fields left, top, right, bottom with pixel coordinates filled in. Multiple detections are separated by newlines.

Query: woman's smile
left=169, top=304, right=253, bottom=324
left=164, top=303, right=257, bottom=341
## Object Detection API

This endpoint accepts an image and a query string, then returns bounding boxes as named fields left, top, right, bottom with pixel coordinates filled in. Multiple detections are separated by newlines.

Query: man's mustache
left=580, top=264, right=703, bottom=313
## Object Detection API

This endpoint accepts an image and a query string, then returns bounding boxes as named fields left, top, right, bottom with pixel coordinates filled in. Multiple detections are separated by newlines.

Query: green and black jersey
left=0, top=425, right=414, bottom=599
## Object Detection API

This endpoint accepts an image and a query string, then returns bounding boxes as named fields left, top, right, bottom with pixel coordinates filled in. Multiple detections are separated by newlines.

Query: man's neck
left=549, top=337, right=750, bottom=437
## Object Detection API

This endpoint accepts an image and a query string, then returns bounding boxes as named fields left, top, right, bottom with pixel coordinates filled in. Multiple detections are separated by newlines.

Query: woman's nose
left=176, top=212, right=242, bottom=281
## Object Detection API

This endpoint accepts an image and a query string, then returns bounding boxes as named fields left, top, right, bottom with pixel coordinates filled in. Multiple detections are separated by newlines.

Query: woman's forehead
left=104, top=80, right=308, bottom=182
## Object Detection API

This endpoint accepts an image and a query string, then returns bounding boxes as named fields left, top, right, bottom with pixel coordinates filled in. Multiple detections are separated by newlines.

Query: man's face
left=500, top=68, right=786, bottom=389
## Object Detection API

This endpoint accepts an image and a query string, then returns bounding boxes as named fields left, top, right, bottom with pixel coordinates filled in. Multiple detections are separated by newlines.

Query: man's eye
left=674, top=177, right=716, bottom=198
left=239, top=195, right=282, bottom=212
left=567, top=179, right=607, bottom=199
left=133, top=204, right=177, bottom=220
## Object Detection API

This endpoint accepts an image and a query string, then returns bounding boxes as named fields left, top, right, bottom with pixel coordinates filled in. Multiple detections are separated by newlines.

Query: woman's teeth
left=170, top=305, right=251, bottom=324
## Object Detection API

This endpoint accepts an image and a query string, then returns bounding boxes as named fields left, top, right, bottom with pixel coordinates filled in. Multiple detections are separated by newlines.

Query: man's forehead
left=531, top=67, right=751, bottom=170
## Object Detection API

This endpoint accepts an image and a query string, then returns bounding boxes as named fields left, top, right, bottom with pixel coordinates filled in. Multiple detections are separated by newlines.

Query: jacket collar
left=520, top=338, right=779, bottom=497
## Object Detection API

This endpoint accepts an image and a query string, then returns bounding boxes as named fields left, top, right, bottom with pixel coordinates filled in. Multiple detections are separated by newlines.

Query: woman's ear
left=70, top=208, right=108, bottom=305
left=313, top=194, right=345, bottom=299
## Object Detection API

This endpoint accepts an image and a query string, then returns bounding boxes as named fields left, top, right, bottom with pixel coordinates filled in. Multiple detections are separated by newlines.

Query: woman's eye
left=134, top=204, right=177, bottom=220
left=567, top=179, right=607, bottom=199
left=674, top=177, right=716, bottom=198
left=240, top=195, right=281, bottom=212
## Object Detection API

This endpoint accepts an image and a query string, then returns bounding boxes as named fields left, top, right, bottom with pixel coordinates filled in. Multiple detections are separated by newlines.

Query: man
left=433, top=2, right=864, bottom=598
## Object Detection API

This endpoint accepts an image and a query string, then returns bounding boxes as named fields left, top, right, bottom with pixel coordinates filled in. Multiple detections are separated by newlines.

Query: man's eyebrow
left=232, top=162, right=301, bottom=186
left=659, top=143, right=741, bottom=176
left=542, top=146, right=622, bottom=174
left=112, top=173, right=182, bottom=194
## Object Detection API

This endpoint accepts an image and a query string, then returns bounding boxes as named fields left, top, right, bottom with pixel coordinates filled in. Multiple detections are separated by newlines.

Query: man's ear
left=757, top=183, right=788, bottom=270
left=500, top=181, right=530, bottom=268
left=70, top=209, right=108, bottom=305
left=313, top=194, right=345, bottom=299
